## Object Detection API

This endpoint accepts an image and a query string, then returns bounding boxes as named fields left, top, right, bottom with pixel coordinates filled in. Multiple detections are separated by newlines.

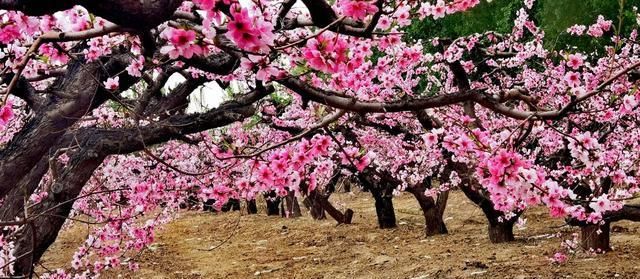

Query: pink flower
left=338, top=0, right=379, bottom=20
left=258, top=166, right=274, bottom=184
left=587, top=25, right=604, bottom=37
left=567, top=25, right=586, bottom=36
left=104, top=77, right=119, bottom=90
left=418, top=3, right=432, bottom=19
left=160, top=28, right=203, bottom=59
left=432, top=0, right=447, bottom=19
left=226, top=6, right=274, bottom=53
left=0, top=25, right=21, bottom=44
left=621, top=95, right=637, bottom=113
left=589, top=195, right=612, bottom=214
left=302, top=33, right=348, bottom=73
left=596, top=15, right=613, bottom=31
left=193, top=0, right=215, bottom=10
left=0, top=102, right=14, bottom=127
left=564, top=71, right=581, bottom=88
left=355, top=155, right=371, bottom=171
left=422, top=132, right=438, bottom=145
left=566, top=54, right=584, bottom=70
left=551, top=252, right=568, bottom=264
left=126, top=56, right=145, bottom=77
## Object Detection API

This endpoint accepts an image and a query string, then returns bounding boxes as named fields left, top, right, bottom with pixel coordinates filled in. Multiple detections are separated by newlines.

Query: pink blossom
left=550, top=252, right=568, bottom=264
left=160, top=28, right=203, bottom=59
left=302, top=33, right=348, bottom=73
left=126, top=56, right=145, bottom=77
left=0, top=102, right=14, bottom=127
left=431, top=1, right=447, bottom=19
left=564, top=71, right=581, bottom=88
left=104, top=77, right=119, bottom=90
left=338, top=0, right=379, bottom=20
left=226, top=6, right=274, bottom=53
left=566, top=53, right=584, bottom=70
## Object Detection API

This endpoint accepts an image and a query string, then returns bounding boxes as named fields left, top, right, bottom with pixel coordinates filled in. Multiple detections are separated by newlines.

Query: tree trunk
left=371, top=191, right=396, bottom=229
left=318, top=197, right=353, bottom=224
left=356, top=170, right=397, bottom=229
left=343, top=179, right=351, bottom=192
left=246, top=200, right=258, bottom=214
left=11, top=153, right=105, bottom=276
left=0, top=56, right=132, bottom=199
left=221, top=199, right=240, bottom=212
left=581, top=223, right=611, bottom=252
left=488, top=221, right=515, bottom=243
left=457, top=176, right=518, bottom=243
left=302, top=190, right=326, bottom=220
left=408, top=183, right=449, bottom=236
left=264, top=192, right=281, bottom=216
left=281, top=190, right=302, bottom=218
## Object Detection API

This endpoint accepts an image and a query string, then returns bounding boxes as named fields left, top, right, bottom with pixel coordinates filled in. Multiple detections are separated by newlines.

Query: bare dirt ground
left=41, top=191, right=640, bottom=278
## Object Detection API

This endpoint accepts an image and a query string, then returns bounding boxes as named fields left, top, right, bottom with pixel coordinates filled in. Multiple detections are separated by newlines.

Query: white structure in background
left=164, top=73, right=226, bottom=113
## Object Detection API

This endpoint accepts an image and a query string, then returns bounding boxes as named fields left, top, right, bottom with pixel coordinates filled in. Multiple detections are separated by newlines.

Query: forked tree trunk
left=458, top=178, right=517, bottom=243
left=303, top=190, right=353, bottom=224
left=488, top=220, right=515, bottom=243
left=371, top=189, right=396, bottom=229
left=318, top=197, right=353, bottom=224
left=359, top=171, right=397, bottom=229
left=246, top=200, right=258, bottom=214
left=303, top=190, right=326, bottom=220
left=264, top=192, right=281, bottom=216
left=408, top=182, right=449, bottom=236
left=281, top=190, right=302, bottom=218
left=581, top=223, right=611, bottom=252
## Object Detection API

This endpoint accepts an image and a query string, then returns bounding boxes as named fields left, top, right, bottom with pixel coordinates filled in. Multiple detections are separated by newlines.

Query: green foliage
left=537, top=0, right=640, bottom=51
left=270, top=91, right=293, bottom=107
left=405, top=0, right=640, bottom=52
left=405, top=0, right=521, bottom=43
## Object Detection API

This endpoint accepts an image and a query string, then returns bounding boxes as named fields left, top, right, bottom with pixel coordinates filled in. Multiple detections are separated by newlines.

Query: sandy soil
left=41, top=191, right=640, bottom=279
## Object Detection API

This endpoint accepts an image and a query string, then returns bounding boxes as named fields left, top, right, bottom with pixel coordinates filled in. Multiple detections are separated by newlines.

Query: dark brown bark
left=488, top=221, right=516, bottom=243
left=12, top=152, right=105, bottom=276
left=451, top=160, right=518, bottom=243
left=264, top=192, right=281, bottom=216
left=605, top=205, right=640, bottom=222
left=220, top=199, right=240, bottom=212
left=581, top=223, right=611, bottom=252
left=246, top=200, right=258, bottom=214
left=317, top=197, right=353, bottom=224
left=0, top=55, right=132, bottom=200
left=0, top=157, right=49, bottom=221
left=371, top=189, right=396, bottom=229
left=303, top=190, right=326, bottom=220
left=3, top=85, right=271, bottom=276
left=459, top=181, right=516, bottom=243
left=281, top=190, right=302, bottom=218
left=356, top=170, right=397, bottom=229
left=408, top=183, right=449, bottom=236
left=2, top=0, right=184, bottom=29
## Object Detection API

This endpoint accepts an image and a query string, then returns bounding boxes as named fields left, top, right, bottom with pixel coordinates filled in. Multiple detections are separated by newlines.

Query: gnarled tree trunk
left=581, top=223, right=611, bottom=252
left=246, top=200, right=258, bottom=214
left=303, top=189, right=326, bottom=220
left=371, top=188, right=396, bottom=229
left=281, top=190, right=302, bottom=218
left=408, top=182, right=449, bottom=236
left=458, top=180, right=517, bottom=243
left=488, top=219, right=516, bottom=243
left=264, top=192, right=281, bottom=216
